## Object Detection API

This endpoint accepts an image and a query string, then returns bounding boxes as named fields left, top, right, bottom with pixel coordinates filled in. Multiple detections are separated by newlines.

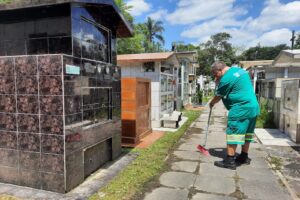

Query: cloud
left=166, top=0, right=235, bottom=25
left=248, top=28, right=292, bottom=47
left=148, top=9, right=168, bottom=21
left=246, top=0, right=300, bottom=32
left=127, top=0, right=151, bottom=16
left=177, top=0, right=299, bottom=47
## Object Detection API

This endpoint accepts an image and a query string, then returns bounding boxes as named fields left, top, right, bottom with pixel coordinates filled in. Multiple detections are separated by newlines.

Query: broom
left=196, top=107, right=212, bottom=156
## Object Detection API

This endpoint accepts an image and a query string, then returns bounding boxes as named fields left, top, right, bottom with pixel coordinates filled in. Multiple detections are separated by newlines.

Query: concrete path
left=143, top=103, right=294, bottom=200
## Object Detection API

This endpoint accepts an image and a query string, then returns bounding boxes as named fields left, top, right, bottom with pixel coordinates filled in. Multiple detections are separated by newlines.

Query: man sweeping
left=209, top=61, right=260, bottom=170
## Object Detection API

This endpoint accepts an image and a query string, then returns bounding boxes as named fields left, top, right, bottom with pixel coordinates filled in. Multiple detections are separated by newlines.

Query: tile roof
left=117, top=52, right=175, bottom=63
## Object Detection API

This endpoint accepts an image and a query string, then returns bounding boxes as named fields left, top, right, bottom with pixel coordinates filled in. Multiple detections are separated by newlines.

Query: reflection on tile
left=19, top=170, right=41, bottom=189
left=0, top=95, right=16, bottom=113
left=0, top=149, right=18, bottom=167
left=17, top=114, right=39, bottom=133
left=15, top=56, right=37, bottom=76
left=18, top=133, right=40, bottom=152
left=42, top=135, right=64, bottom=154
left=17, top=76, right=38, bottom=94
left=64, top=96, right=82, bottom=114
left=17, top=95, right=39, bottom=114
left=0, top=76, right=15, bottom=94
left=41, top=154, right=64, bottom=173
left=40, top=115, right=63, bottom=135
left=0, top=113, right=17, bottom=131
left=41, top=172, right=64, bottom=193
left=38, top=55, right=62, bottom=75
left=0, top=131, right=17, bottom=149
left=39, top=76, right=62, bottom=95
left=0, top=57, right=14, bottom=76
left=65, top=113, right=82, bottom=126
left=19, top=151, right=40, bottom=171
left=40, top=96, right=63, bottom=115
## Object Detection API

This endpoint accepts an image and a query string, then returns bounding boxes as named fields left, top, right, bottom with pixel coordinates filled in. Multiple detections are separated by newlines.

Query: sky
left=125, top=0, right=300, bottom=51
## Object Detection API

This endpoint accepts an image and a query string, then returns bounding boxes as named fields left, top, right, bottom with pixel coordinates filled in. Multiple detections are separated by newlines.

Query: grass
left=89, top=110, right=200, bottom=200
left=0, top=195, right=20, bottom=200
left=256, top=99, right=275, bottom=128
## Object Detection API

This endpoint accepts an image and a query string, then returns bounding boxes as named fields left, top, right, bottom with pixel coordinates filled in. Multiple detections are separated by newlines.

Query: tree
left=144, top=17, right=165, bottom=52
left=197, top=32, right=237, bottom=76
left=114, top=0, right=146, bottom=54
left=295, top=33, right=300, bottom=49
left=240, top=44, right=289, bottom=61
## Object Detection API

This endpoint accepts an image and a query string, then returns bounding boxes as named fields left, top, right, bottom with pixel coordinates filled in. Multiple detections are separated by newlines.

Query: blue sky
left=125, top=0, right=300, bottom=51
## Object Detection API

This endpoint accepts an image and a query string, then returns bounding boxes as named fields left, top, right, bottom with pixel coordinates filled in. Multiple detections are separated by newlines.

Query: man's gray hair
left=212, top=61, right=226, bottom=71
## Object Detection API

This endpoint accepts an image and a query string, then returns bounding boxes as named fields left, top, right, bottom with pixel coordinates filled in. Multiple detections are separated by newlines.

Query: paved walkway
left=143, top=103, right=294, bottom=200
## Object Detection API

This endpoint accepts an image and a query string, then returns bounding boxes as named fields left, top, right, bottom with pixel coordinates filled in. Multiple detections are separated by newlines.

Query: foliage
left=197, top=32, right=236, bottom=76
left=295, top=33, right=300, bottom=49
left=256, top=99, right=276, bottom=128
left=171, top=41, right=198, bottom=52
left=143, top=17, right=165, bottom=52
left=114, top=0, right=133, bottom=24
left=238, top=44, right=289, bottom=61
left=89, top=110, right=200, bottom=200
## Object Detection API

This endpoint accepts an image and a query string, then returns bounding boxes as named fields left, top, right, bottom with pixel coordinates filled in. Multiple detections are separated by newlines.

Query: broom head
left=196, top=144, right=210, bottom=156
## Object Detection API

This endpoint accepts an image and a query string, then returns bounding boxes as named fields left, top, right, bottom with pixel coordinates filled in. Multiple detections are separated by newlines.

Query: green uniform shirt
left=216, top=67, right=260, bottom=120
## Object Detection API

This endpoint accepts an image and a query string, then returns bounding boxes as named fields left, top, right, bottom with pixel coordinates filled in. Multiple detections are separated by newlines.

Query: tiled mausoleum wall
left=0, top=54, right=121, bottom=193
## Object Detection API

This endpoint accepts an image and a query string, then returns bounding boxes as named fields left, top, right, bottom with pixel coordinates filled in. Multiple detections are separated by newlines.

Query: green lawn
left=89, top=110, right=200, bottom=200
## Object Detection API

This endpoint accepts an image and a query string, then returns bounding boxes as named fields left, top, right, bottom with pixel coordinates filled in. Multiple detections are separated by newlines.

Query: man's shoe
left=214, top=157, right=236, bottom=170
left=235, top=154, right=251, bottom=165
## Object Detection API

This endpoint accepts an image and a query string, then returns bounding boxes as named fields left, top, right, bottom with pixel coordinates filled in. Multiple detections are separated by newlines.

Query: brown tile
left=16, top=76, right=38, bottom=94
left=0, top=131, right=17, bottom=149
left=0, top=149, right=18, bottom=167
left=40, top=115, right=63, bottom=135
left=42, top=135, right=64, bottom=154
left=18, top=133, right=40, bottom=152
left=17, top=95, right=39, bottom=114
left=19, top=151, right=40, bottom=171
left=38, top=55, right=62, bottom=75
left=0, top=166, right=19, bottom=185
left=41, top=154, right=64, bottom=174
left=41, top=172, right=64, bottom=193
left=0, top=76, right=15, bottom=94
left=0, top=95, right=16, bottom=113
left=0, top=113, right=17, bottom=131
left=0, top=57, right=14, bottom=76
left=17, top=114, right=39, bottom=133
left=39, top=76, right=62, bottom=95
left=19, top=170, right=41, bottom=189
left=40, top=96, right=63, bottom=115
left=15, top=56, right=37, bottom=76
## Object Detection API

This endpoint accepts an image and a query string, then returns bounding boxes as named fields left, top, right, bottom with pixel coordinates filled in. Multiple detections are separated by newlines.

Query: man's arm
left=209, top=96, right=221, bottom=109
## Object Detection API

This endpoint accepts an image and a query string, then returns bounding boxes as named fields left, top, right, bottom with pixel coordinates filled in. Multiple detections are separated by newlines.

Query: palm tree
left=145, top=17, right=165, bottom=45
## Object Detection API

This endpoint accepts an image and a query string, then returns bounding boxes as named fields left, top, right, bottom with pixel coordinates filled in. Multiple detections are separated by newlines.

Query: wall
left=0, top=54, right=121, bottom=192
left=280, top=79, right=300, bottom=143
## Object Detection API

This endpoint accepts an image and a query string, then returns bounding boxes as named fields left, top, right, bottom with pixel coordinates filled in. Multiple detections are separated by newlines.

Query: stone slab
left=173, top=151, right=200, bottom=161
left=191, top=193, right=237, bottom=200
left=144, top=187, right=189, bottom=200
left=255, top=129, right=300, bottom=147
left=236, top=167, right=277, bottom=183
left=171, top=161, right=198, bottom=173
left=239, top=179, right=292, bottom=200
left=159, top=172, right=196, bottom=188
left=194, top=175, right=236, bottom=194
left=199, top=163, right=236, bottom=178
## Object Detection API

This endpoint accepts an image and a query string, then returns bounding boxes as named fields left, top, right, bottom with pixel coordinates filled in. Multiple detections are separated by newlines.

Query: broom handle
left=203, top=108, right=212, bottom=146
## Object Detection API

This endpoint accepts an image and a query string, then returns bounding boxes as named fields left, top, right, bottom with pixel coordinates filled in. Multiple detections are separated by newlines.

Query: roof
left=0, top=0, right=133, bottom=37
left=272, top=49, right=300, bottom=67
left=240, top=60, right=273, bottom=69
left=117, top=52, right=175, bottom=63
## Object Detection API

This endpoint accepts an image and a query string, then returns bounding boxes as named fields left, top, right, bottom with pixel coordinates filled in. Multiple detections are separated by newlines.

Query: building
left=118, top=51, right=198, bottom=128
left=0, top=0, right=132, bottom=193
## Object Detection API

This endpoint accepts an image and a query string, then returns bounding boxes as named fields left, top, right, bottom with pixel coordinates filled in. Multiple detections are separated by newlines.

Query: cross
left=291, top=30, right=296, bottom=50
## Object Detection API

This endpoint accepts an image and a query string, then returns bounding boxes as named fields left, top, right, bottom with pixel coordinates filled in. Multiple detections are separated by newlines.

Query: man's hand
left=209, top=96, right=221, bottom=109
